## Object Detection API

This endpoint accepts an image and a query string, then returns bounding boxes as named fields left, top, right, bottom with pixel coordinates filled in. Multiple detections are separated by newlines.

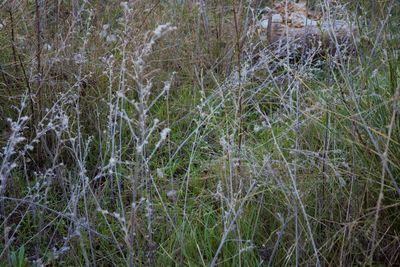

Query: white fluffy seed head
left=160, top=128, right=170, bottom=140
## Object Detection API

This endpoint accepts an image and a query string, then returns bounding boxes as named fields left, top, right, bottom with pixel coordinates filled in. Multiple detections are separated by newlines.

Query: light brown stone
left=259, top=1, right=355, bottom=53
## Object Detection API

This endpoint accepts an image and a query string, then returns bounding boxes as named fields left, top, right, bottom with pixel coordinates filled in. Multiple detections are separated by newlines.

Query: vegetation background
left=0, top=0, right=399, bottom=266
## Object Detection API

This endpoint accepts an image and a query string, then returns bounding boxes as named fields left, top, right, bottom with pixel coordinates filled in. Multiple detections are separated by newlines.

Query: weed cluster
left=0, top=0, right=399, bottom=266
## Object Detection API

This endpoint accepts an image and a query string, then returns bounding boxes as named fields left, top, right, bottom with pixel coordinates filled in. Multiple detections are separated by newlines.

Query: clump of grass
left=0, top=0, right=399, bottom=266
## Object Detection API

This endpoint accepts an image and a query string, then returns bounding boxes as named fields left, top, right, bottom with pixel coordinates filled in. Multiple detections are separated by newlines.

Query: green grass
left=1, top=0, right=400, bottom=266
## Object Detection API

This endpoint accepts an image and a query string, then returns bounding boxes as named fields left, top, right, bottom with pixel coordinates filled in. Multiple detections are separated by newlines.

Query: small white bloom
left=20, top=116, right=29, bottom=122
left=153, top=23, right=177, bottom=38
left=117, top=91, right=125, bottom=98
left=156, top=168, right=163, bottom=178
left=73, top=53, right=86, bottom=64
left=136, top=144, right=143, bottom=153
left=102, top=24, right=110, bottom=31
left=15, top=137, right=26, bottom=143
left=109, top=157, right=116, bottom=166
left=160, top=128, right=170, bottom=140
left=166, top=190, right=177, bottom=201
left=219, top=136, right=228, bottom=150
left=25, top=145, right=34, bottom=151
left=62, top=116, right=69, bottom=128
left=106, top=34, right=117, bottom=43
left=43, top=43, right=52, bottom=51
left=120, top=2, right=129, bottom=11
left=254, top=125, right=263, bottom=133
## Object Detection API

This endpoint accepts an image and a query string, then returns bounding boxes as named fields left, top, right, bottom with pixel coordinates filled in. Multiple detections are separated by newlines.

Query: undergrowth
left=0, top=0, right=399, bottom=266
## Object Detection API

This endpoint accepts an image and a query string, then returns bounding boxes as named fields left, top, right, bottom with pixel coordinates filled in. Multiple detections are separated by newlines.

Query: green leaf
left=10, top=251, right=17, bottom=267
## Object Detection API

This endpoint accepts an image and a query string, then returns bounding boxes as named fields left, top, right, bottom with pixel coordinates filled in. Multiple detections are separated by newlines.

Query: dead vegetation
left=0, top=0, right=399, bottom=266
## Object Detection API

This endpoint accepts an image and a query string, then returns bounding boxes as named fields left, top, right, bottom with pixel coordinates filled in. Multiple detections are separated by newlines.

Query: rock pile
left=258, top=1, right=355, bottom=54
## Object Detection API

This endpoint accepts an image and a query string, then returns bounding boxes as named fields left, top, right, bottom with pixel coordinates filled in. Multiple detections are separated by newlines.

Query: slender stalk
left=233, top=0, right=245, bottom=193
